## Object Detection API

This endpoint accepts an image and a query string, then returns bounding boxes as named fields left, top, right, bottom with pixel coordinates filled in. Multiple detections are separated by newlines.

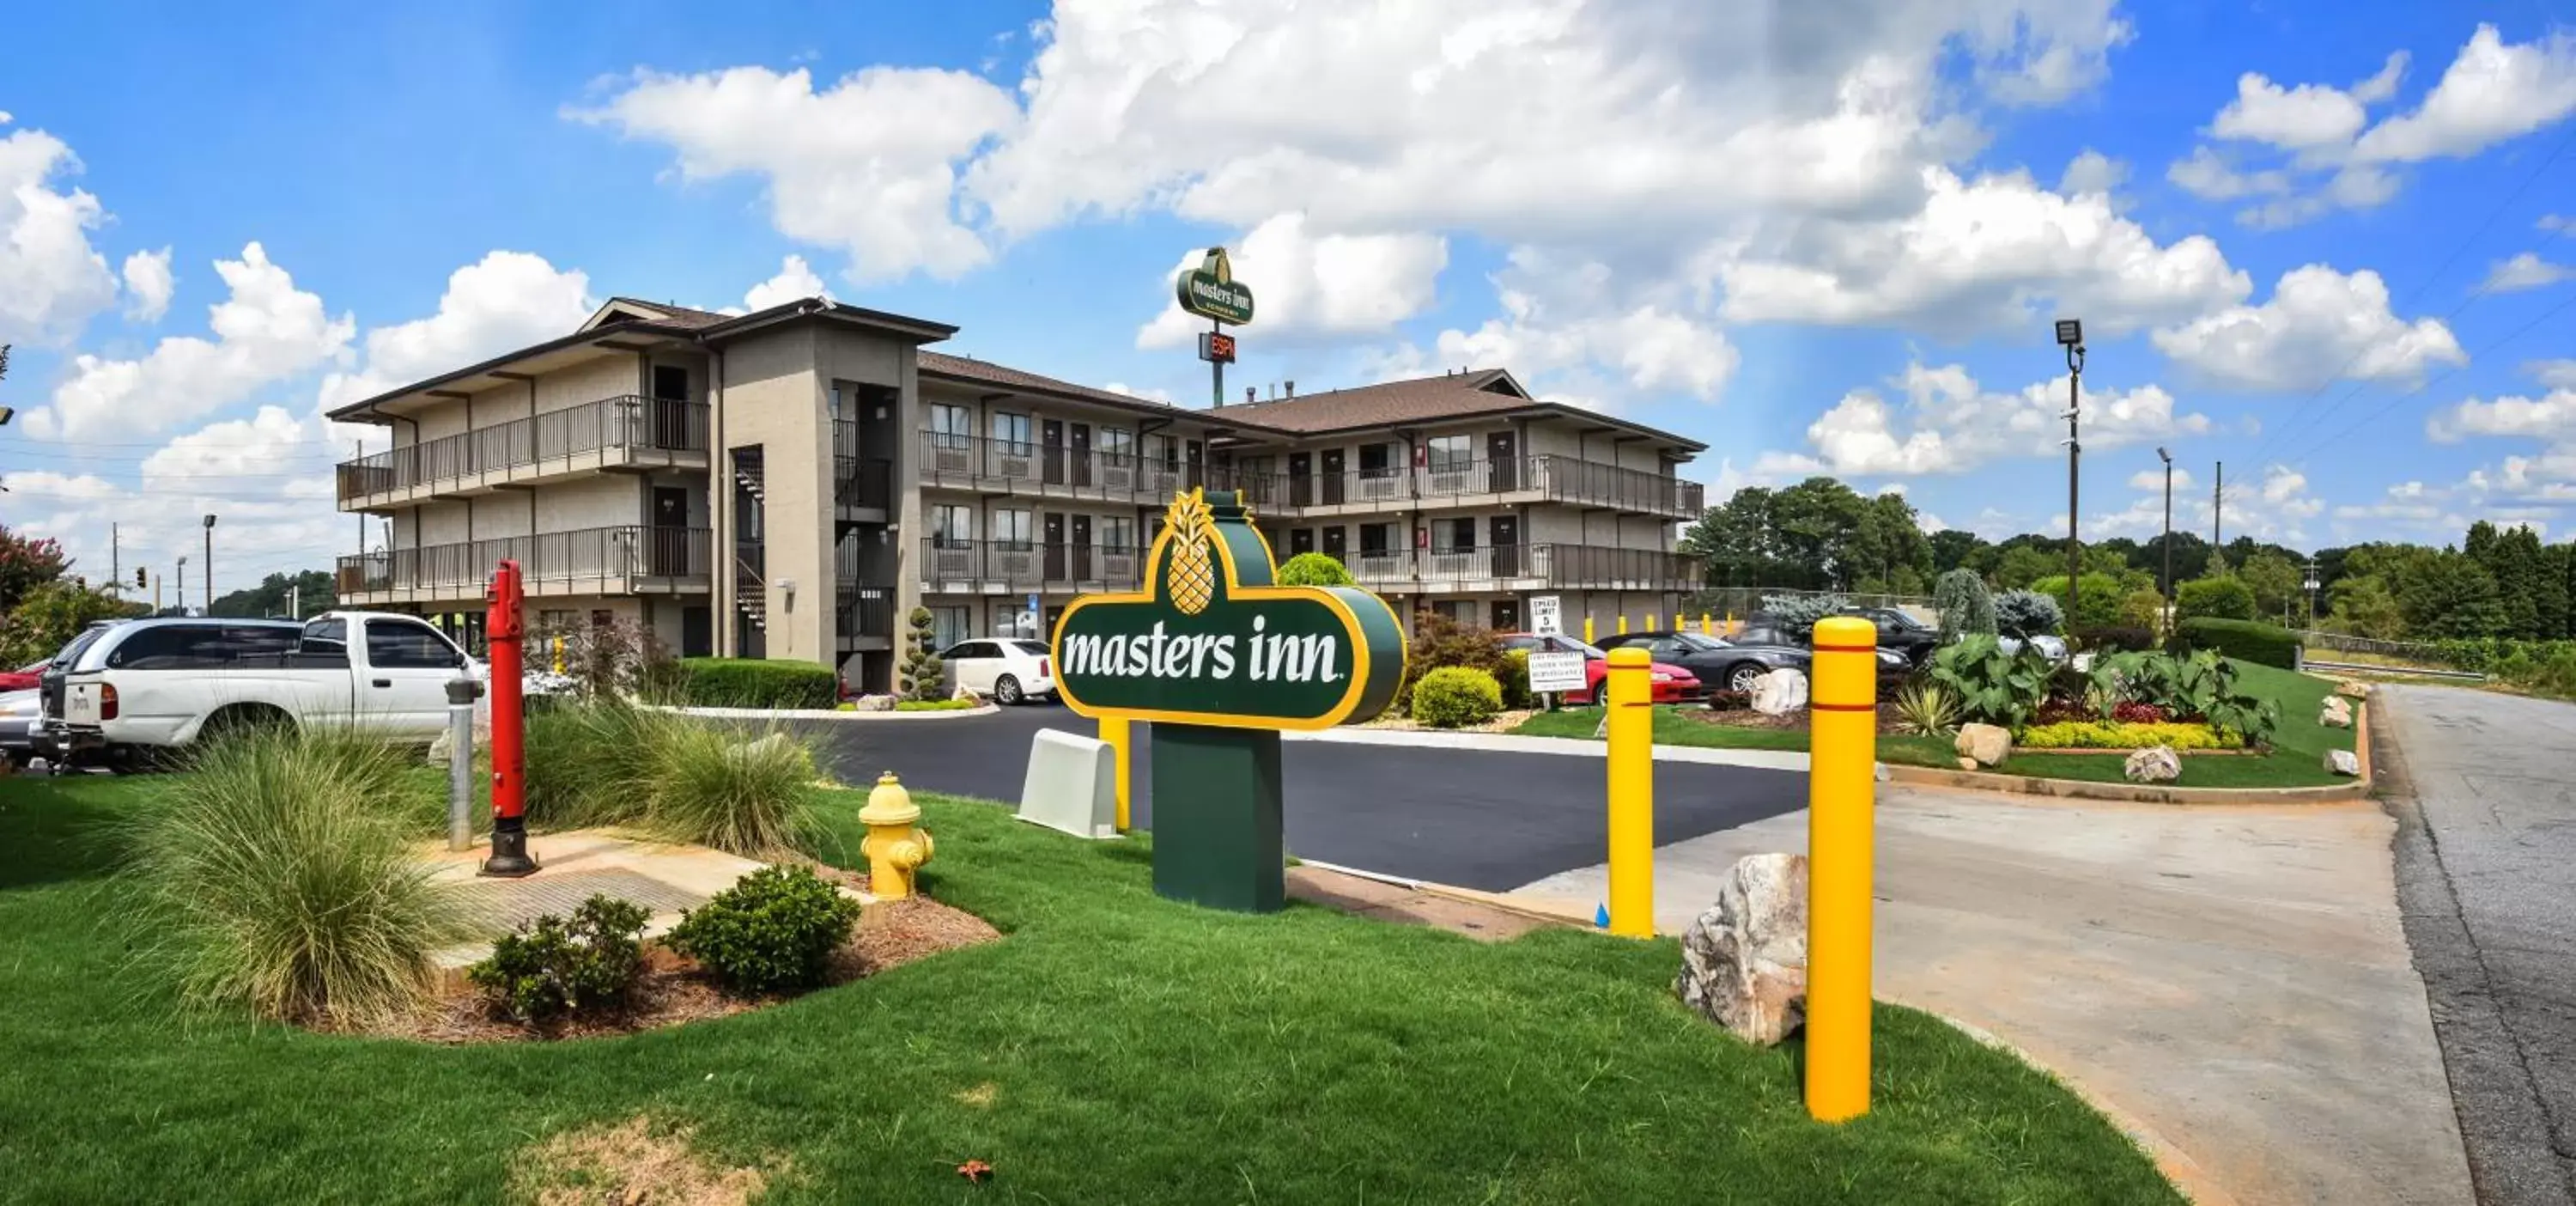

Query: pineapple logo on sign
left=1052, top=488, right=1406, bottom=730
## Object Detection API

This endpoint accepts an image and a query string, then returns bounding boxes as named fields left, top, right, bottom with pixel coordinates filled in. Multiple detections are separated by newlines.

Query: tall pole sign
left=1054, top=488, right=1405, bottom=911
left=1176, top=247, right=1255, bottom=410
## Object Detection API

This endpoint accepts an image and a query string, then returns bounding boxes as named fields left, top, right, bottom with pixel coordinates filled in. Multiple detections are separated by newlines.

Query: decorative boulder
left=426, top=728, right=453, bottom=766
left=1750, top=667, right=1808, bottom=716
left=2336, top=679, right=2372, bottom=700
left=854, top=694, right=896, bottom=713
left=2319, top=697, right=2354, bottom=728
left=1956, top=757, right=1980, bottom=770
left=1675, top=853, right=1808, bottom=1046
left=1955, top=722, right=2013, bottom=767
left=2324, top=748, right=2362, bottom=777
left=2123, top=745, right=2181, bottom=783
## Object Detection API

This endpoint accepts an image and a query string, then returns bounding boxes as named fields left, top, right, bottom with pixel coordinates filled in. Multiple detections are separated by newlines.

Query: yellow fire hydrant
left=860, top=771, right=935, bottom=899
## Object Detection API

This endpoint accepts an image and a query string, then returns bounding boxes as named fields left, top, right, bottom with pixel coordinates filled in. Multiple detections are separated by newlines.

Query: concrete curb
left=654, top=703, right=1002, bottom=722
left=1291, top=725, right=1812, bottom=772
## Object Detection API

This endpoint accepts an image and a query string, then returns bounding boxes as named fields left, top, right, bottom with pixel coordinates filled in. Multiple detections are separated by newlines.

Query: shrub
left=468, top=895, right=651, bottom=1024
left=1933, top=569, right=1996, bottom=639
left=2030, top=573, right=2126, bottom=630
left=892, top=697, right=981, bottom=712
left=531, top=613, right=676, bottom=701
left=1274, top=551, right=1355, bottom=587
left=646, top=727, right=820, bottom=857
left=1993, top=588, right=2065, bottom=637
left=898, top=606, right=945, bottom=702
left=2175, top=576, right=2257, bottom=622
left=1759, top=594, right=1848, bottom=635
left=2117, top=588, right=2167, bottom=632
left=1893, top=679, right=1962, bottom=736
left=2087, top=648, right=2280, bottom=745
left=1398, top=612, right=1511, bottom=715
left=666, top=865, right=864, bottom=996
left=2172, top=618, right=2300, bottom=668
left=1927, top=635, right=2055, bottom=728
left=1498, top=649, right=1533, bottom=710
left=2019, top=721, right=2234, bottom=750
left=671, top=658, right=837, bottom=709
left=2072, top=625, right=2155, bottom=653
left=122, top=727, right=470, bottom=1026
left=1410, top=666, right=1504, bottom=728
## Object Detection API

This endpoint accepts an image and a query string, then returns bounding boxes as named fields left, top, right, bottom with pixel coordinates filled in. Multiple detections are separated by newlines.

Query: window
left=1427, top=434, right=1473, bottom=471
left=932, top=504, right=975, bottom=548
left=1100, top=516, right=1135, bottom=551
left=930, top=606, right=970, bottom=651
left=1011, top=640, right=1050, bottom=657
left=1098, top=427, right=1133, bottom=465
left=1359, top=523, right=1392, bottom=554
left=1433, top=600, right=1479, bottom=625
left=301, top=618, right=347, bottom=655
left=928, top=403, right=971, bottom=448
left=1145, top=433, right=1179, bottom=469
left=1358, top=442, right=1394, bottom=476
left=538, top=609, right=576, bottom=630
left=828, top=385, right=843, bottom=421
left=1433, top=518, right=1476, bottom=551
left=106, top=624, right=299, bottom=670
left=991, top=509, right=1033, bottom=550
left=990, top=411, right=1032, bottom=452
left=367, top=618, right=464, bottom=669
left=992, top=600, right=1038, bottom=639
left=939, top=641, right=996, bottom=661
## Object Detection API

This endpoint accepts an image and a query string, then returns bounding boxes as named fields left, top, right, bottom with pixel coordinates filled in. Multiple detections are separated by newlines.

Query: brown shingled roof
left=1215, top=369, right=1528, bottom=432
left=920, top=350, right=1176, bottom=411
left=597, top=297, right=733, bottom=330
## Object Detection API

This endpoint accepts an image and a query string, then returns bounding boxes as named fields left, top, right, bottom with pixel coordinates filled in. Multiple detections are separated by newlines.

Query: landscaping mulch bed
left=374, top=896, right=1000, bottom=1045
left=1358, top=708, right=1536, bottom=734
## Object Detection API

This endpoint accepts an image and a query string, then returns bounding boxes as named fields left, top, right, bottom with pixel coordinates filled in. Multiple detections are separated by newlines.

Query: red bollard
left=480, top=558, right=536, bottom=877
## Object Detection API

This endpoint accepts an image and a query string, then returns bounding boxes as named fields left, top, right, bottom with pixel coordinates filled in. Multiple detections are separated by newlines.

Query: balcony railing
left=832, top=422, right=894, bottom=511
left=918, top=539, right=1147, bottom=591
left=336, top=395, right=710, bottom=503
left=1216, top=456, right=1704, bottom=519
left=1310, top=544, right=1700, bottom=592
left=333, top=525, right=711, bottom=599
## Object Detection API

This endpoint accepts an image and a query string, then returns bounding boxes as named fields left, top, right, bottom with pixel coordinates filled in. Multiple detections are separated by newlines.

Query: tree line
left=1680, top=476, right=2571, bottom=645
left=0, top=523, right=338, bottom=666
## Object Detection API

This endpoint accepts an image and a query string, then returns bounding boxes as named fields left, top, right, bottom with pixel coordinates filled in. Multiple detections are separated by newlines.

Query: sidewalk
left=1513, top=785, right=2473, bottom=1206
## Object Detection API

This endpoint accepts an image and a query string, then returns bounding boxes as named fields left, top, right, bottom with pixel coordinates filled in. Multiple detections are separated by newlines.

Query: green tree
left=1848, top=491, right=1935, bottom=592
left=2141, top=531, right=2214, bottom=588
left=2477, top=525, right=2546, bottom=639
left=2324, top=574, right=2405, bottom=639
left=210, top=570, right=337, bottom=618
left=1274, top=552, right=1354, bottom=588
left=0, top=525, right=70, bottom=616
left=2398, top=550, right=2507, bottom=639
left=1992, top=545, right=2056, bottom=590
left=1681, top=477, right=1934, bottom=591
left=896, top=607, right=945, bottom=701
left=2030, top=573, right=2125, bottom=630
left=1681, top=486, right=1798, bottom=587
left=2238, top=552, right=2303, bottom=624
left=2175, top=575, right=2256, bottom=622
left=1933, top=568, right=1996, bottom=637
left=2548, top=543, right=2576, bottom=641
left=1929, top=529, right=1987, bottom=576
left=0, top=579, right=145, bottom=665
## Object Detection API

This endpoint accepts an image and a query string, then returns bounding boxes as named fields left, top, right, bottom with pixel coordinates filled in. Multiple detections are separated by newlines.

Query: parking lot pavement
left=1516, top=786, right=2473, bottom=1206
left=793, top=707, right=1807, bottom=892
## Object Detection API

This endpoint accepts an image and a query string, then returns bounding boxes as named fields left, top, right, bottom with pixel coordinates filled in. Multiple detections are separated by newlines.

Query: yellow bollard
left=1674, top=612, right=1684, bottom=632
left=1700, top=612, right=1713, bottom=636
left=550, top=636, right=564, bottom=676
left=1604, top=647, right=1655, bottom=938
left=1583, top=616, right=1595, bottom=644
left=1806, top=616, right=1880, bottom=1123
left=1617, top=613, right=1629, bottom=635
left=1099, top=716, right=1133, bottom=831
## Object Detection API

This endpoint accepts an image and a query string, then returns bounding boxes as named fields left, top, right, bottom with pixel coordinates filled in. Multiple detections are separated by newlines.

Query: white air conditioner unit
left=932, top=547, right=975, bottom=579
left=1102, top=465, right=1135, bottom=492
left=1427, top=470, right=1473, bottom=495
left=1358, top=474, right=1402, bottom=501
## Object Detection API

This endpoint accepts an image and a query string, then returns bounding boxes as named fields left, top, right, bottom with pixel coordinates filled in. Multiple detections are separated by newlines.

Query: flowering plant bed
left=2018, top=720, right=2245, bottom=751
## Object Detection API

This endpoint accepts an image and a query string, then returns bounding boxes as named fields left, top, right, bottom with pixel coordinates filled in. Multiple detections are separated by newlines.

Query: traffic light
left=137, top=566, right=149, bottom=588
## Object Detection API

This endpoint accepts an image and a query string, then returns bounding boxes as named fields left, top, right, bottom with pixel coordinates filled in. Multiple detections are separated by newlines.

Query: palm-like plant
left=1893, top=679, right=1963, bottom=736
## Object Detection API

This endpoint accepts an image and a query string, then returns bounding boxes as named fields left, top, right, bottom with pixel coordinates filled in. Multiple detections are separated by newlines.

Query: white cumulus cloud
left=315, top=249, right=592, bottom=417
left=2150, top=264, right=2464, bottom=392
left=0, top=120, right=119, bottom=346
left=741, top=253, right=832, bottom=312
left=120, top=247, right=174, bottom=323
left=1751, top=361, right=2208, bottom=478
left=2480, top=252, right=2573, bottom=294
left=1137, top=214, right=1448, bottom=350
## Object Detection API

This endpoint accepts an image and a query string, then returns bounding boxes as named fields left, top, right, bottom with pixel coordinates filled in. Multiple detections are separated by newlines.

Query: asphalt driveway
left=793, top=706, right=1805, bottom=892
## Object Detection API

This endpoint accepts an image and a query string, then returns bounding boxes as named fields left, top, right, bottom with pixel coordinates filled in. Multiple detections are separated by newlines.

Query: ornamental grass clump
left=645, top=725, right=821, bottom=859
left=123, top=726, right=471, bottom=1027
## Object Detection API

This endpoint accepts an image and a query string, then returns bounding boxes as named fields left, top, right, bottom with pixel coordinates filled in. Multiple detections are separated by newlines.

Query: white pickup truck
left=46, top=612, right=479, bottom=764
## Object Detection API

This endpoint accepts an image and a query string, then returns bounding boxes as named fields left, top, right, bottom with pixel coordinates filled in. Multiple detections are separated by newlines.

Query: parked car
left=1496, top=632, right=1703, bottom=704
left=1596, top=629, right=1812, bottom=695
left=0, top=660, right=47, bottom=693
left=1999, top=633, right=2070, bottom=662
left=1, top=689, right=38, bottom=769
left=42, top=612, right=479, bottom=768
left=1840, top=606, right=1941, bottom=665
left=934, top=637, right=1057, bottom=704
left=1723, top=619, right=1914, bottom=684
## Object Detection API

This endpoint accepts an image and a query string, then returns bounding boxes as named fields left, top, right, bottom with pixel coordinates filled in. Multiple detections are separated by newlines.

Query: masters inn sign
left=1054, top=488, right=1406, bottom=910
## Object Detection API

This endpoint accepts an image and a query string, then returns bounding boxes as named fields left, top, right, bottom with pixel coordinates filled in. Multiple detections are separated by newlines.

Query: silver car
left=0, top=689, right=38, bottom=769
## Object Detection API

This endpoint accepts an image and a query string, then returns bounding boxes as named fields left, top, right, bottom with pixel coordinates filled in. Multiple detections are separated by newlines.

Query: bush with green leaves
left=467, top=894, right=651, bottom=1024
left=1927, top=635, right=2056, bottom=728
left=1274, top=551, right=1355, bottom=587
left=2029, top=573, right=2126, bottom=630
left=666, top=865, right=864, bottom=996
left=1498, top=649, right=1533, bottom=710
left=2084, top=649, right=2279, bottom=746
left=1396, top=612, right=1511, bottom=715
left=1992, top=588, right=2064, bottom=638
left=2175, top=575, right=2257, bottom=622
left=2118, top=588, right=2168, bottom=632
left=2171, top=618, right=2300, bottom=668
left=670, top=658, right=837, bottom=709
left=1933, top=569, right=1996, bottom=640
left=122, top=726, right=470, bottom=1026
left=1758, top=593, right=1848, bottom=635
left=1410, top=666, right=1504, bottom=728
left=2071, top=625, right=2155, bottom=653
left=892, top=697, right=981, bottom=712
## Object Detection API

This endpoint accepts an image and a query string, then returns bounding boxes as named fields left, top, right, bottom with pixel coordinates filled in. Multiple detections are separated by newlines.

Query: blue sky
left=3, top=0, right=2574, bottom=595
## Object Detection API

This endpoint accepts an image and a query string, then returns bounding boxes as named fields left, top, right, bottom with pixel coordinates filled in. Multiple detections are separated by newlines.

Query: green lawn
left=1514, top=660, right=2359, bottom=789
left=0, top=773, right=2178, bottom=1204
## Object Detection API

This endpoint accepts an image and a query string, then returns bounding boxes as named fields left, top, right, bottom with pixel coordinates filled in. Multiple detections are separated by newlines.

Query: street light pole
left=2303, top=561, right=2320, bottom=631
left=177, top=556, right=189, bottom=615
left=2055, top=320, right=2086, bottom=621
left=202, top=514, right=217, bottom=617
left=2157, top=447, right=2174, bottom=608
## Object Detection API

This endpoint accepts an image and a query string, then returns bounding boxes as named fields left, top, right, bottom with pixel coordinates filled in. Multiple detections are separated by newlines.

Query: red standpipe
left=480, top=558, right=536, bottom=877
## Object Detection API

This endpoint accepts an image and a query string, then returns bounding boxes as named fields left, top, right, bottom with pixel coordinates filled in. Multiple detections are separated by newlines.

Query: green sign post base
left=1149, top=722, right=1285, bottom=912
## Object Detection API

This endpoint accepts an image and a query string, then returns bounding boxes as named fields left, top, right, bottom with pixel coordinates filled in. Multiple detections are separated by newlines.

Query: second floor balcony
left=333, top=524, right=712, bottom=606
left=909, top=539, right=1698, bottom=595
left=918, top=538, right=1147, bottom=593
left=337, top=394, right=710, bottom=509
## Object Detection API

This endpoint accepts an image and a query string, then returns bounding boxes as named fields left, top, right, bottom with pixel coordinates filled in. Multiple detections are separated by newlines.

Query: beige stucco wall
left=717, top=325, right=828, bottom=664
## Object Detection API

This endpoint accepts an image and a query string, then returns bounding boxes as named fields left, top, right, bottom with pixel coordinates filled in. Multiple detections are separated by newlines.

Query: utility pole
left=177, top=557, right=188, bottom=615
left=109, top=524, right=119, bottom=597
left=2054, top=320, right=2086, bottom=618
left=2156, top=448, right=2174, bottom=606
left=152, top=572, right=161, bottom=613
left=290, top=582, right=301, bottom=620
left=2213, top=461, right=2224, bottom=563
left=202, top=515, right=217, bottom=618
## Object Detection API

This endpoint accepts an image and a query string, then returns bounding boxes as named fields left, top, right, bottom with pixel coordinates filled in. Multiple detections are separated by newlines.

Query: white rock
left=1674, top=853, right=1808, bottom=1046
left=1957, top=756, right=1981, bottom=770
left=2123, top=745, right=2181, bottom=783
left=426, top=728, right=453, bottom=766
left=854, top=694, right=896, bottom=712
left=1955, top=722, right=2013, bottom=767
left=2324, top=748, right=2362, bottom=777
left=2336, top=679, right=2372, bottom=701
left=1750, top=667, right=1809, bottom=716
left=2318, top=707, right=2353, bottom=729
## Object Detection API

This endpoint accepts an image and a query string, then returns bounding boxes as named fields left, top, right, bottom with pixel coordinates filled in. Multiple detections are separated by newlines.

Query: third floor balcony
left=337, top=394, right=710, bottom=509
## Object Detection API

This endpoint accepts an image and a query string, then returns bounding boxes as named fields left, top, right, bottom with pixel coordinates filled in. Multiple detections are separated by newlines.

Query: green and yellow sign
left=1055, top=489, right=1403, bottom=729
left=1174, top=247, right=1255, bottom=326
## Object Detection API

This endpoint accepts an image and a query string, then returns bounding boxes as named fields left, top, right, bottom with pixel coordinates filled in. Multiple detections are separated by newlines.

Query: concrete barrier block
left=1018, top=728, right=1120, bottom=839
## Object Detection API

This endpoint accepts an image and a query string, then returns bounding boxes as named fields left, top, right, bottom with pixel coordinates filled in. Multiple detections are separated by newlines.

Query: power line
left=2277, top=288, right=2576, bottom=464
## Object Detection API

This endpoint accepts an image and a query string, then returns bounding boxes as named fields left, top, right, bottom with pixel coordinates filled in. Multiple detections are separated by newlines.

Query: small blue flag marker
left=1595, top=902, right=1610, bottom=929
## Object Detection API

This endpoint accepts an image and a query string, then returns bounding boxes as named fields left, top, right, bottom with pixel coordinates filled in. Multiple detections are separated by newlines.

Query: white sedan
left=935, top=638, right=1058, bottom=705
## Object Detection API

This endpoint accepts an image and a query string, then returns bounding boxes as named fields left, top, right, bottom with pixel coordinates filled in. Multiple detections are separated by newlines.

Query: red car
left=0, top=661, right=45, bottom=693
left=1497, top=633, right=1702, bottom=704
